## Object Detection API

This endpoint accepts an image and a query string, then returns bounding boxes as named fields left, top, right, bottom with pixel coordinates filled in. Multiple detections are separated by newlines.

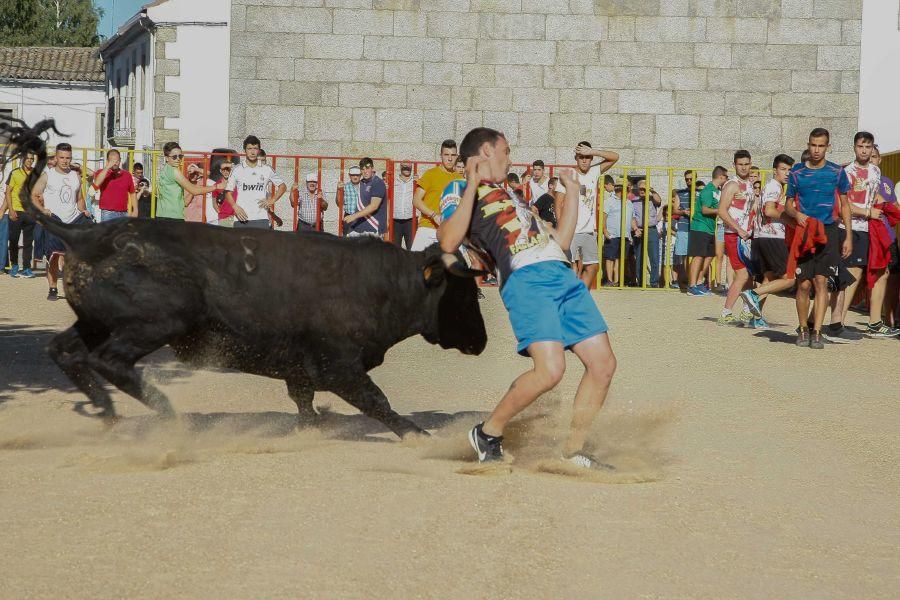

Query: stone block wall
left=230, top=0, right=862, bottom=168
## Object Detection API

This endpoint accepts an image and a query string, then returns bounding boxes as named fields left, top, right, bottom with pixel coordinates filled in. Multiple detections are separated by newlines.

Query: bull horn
left=441, top=252, right=490, bottom=278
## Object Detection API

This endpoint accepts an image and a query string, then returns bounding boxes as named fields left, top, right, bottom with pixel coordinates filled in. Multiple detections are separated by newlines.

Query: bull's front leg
left=327, top=372, right=427, bottom=439
left=285, top=377, right=318, bottom=428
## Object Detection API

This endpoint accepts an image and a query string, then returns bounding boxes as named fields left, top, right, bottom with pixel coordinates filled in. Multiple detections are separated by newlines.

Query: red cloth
left=866, top=202, right=900, bottom=288
left=784, top=216, right=828, bottom=277
left=94, top=168, right=134, bottom=212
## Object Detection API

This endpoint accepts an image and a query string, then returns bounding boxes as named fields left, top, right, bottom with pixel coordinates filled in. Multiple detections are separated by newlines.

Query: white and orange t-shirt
left=840, top=162, right=881, bottom=232
left=755, top=179, right=786, bottom=239
left=724, top=176, right=756, bottom=234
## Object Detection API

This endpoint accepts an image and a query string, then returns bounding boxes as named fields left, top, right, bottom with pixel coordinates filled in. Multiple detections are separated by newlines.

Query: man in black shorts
left=783, top=128, right=852, bottom=349
left=687, top=166, right=727, bottom=296
left=741, top=154, right=796, bottom=327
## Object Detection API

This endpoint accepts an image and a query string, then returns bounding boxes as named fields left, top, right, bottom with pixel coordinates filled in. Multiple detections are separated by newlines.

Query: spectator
left=453, top=156, right=465, bottom=176
left=531, top=176, right=559, bottom=227
left=344, top=157, right=386, bottom=238
left=687, top=166, right=728, bottom=295
left=93, top=149, right=135, bottom=221
left=224, top=135, right=286, bottom=229
left=631, top=177, right=663, bottom=287
left=156, top=142, right=223, bottom=220
left=183, top=163, right=208, bottom=223
left=208, top=151, right=238, bottom=227
left=392, top=162, right=414, bottom=249
left=4, top=151, right=37, bottom=278
left=31, top=143, right=93, bottom=300
left=293, top=173, right=327, bottom=233
left=132, top=162, right=152, bottom=218
left=670, top=170, right=699, bottom=290
left=527, top=159, right=549, bottom=203
left=554, top=141, right=620, bottom=287
left=0, top=166, right=7, bottom=274
left=602, top=174, right=638, bottom=287
left=411, top=139, right=459, bottom=251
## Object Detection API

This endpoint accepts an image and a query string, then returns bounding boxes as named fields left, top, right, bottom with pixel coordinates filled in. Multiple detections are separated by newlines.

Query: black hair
left=733, top=149, right=752, bottom=162
left=243, top=135, right=261, bottom=149
left=507, top=172, right=520, bottom=185
left=577, top=141, right=592, bottom=148
left=440, top=139, right=457, bottom=151
left=532, top=160, right=544, bottom=168
left=684, top=170, right=694, bottom=178
left=106, top=148, right=120, bottom=159
left=258, top=149, right=266, bottom=157
left=459, top=127, right=504, bottom=165
left=55, top=142, right=72, bottom=153
left=750, top=165, right=760, bottom=172
left=133, top=162, right=143, bottom=170
left=604, top=174, right=614, bottom=185
left=163, top=141, right=181, bottom=156
left=853, top=131, right=874, bottom=145
left=809, top=128, right=830, bottom=143
left=773, top=154, right=795, bottom=170
left=800, top=149, right=811, bottom=162
left=359, top=157, right=374, bottom=169
left=712, top=166, right=728, bottom=179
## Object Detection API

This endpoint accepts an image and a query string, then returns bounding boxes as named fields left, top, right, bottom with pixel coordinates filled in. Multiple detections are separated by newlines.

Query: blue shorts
left=500, top=261, right=609, bottom=357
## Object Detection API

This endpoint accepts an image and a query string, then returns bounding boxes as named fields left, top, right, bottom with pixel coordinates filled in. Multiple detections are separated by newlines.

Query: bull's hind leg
left=285, top=376, right=317, bottom=427
left=85, top=329, right=176, bottom=418
left=328, top=373, right=426, bottom=439
left=47, top=324, right=115, bottom=418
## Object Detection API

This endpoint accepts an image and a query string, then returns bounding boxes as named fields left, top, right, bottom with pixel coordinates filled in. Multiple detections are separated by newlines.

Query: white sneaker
left=563, top=453, right=615, bottom=471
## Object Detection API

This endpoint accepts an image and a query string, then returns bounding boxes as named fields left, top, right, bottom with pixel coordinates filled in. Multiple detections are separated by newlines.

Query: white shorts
left=572, top=232, right=600, bottom=265
left=410, top=226, right=439, bottom=252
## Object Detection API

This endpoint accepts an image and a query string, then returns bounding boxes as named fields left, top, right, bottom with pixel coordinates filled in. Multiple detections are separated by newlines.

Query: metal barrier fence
left=5, top=146, right=772, bottom=290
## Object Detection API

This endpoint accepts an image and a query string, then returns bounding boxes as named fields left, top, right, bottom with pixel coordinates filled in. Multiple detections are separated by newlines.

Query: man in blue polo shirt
left=344, top=157, right=386, bottom=238
left=783, top=127, right=852, bottom=349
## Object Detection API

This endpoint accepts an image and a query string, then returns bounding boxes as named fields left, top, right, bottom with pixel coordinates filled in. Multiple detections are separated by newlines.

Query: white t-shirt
left=755, top=179, right=785, bottom=239
left=43, top=168, right=82, bottom=224
left=528, top=178, right=549, bottom=204
left=226, top=160, right=285, bottom=221
left=840, top=162, right=881, bottom=232
left=724, top=176, right=755, bottom=233
left=203, top=178, right=220, bottom=225
left=554, top=164, right=603, bottom=235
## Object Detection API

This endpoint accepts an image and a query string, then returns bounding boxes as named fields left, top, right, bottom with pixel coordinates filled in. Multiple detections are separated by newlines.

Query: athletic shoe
left=564, top=452, right=615, bottom=472
left=821, top=324, right=862, bottom=344
left=748, top=317, right=770, bottom=330
left=21, top=268, right=35, bottom=278
left=738, top=311, right=754, bottom=324
left=865, top=321, right=900, bottom=338
left=686, top=285, right=707, bottom=297
left=47, top=287, right=59, bottom=301
left=9, top=264, right=19, bottom=278
left=740, top=289, right=763, bottom=318
left=468, top=423, right=503, bottom=463
left=809, top=331, right=825, bottom=349
left=795, top=329, right=810, bottom=347
left=717, top=313, right=739, bottom=326
left=476, top=289, right=485, bottom=300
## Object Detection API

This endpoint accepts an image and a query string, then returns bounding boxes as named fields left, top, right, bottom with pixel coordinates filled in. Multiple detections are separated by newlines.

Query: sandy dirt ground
left=1, top=273, right=897, bottom=599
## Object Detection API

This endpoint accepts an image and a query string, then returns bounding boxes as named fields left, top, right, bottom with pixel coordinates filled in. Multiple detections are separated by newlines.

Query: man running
left=224, top=135, right=287, bottom=229
left=410, top=139, right=459, bottom=251
left=717, top=150, right=756, bottom=325
left=555, top=141, right=620, bottom=287
left=30, top=143, right=93, bottom=301
left=740, top=154, right=796, bottom=328
left=439, top=128, right=616, bottom=469
left=784, top=128, right=853, bottom=349
left=687, top=166, right=728, bottom=296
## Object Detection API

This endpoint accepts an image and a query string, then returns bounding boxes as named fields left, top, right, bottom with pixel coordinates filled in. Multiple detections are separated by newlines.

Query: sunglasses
left=168, top=153, right=183, bottom=160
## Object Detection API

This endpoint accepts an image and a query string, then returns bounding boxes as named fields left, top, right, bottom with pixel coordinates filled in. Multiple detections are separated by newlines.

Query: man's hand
left=465, top=156, right=491, bottom=185
left=575, top=143, right=593, bottom=156
left=234, top=206, right=249, bottom=222
left=795, top=213, right=808, bottom=227
left=870, top=207, right=883, bottom=220
left=842, top=238, right=852, bottom=259
left=9, top=208, right=18, bottom=221
left=215, top=181, right=227, bottom=191
left=738, top=228, right=751, bottom=241
left=343, top=214, right=355, bottom=225
left=557, top=168, right=579, bottom=192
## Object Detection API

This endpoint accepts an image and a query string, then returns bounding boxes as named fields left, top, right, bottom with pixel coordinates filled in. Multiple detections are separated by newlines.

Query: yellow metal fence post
left=150, top=151, right=158, bottom=219
left=619, top=167, right=628, bottom=289
left=641, top=168, right=650, bottom=289
left=665, top=168, right=674, bottom=289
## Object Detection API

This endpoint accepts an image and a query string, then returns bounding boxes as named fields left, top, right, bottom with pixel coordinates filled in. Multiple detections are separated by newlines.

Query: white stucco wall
left=103, top=30, right=156, bottom=150
left=0, top=83, right=105, bottom=149
left=859, top=0, right=900, bottom=153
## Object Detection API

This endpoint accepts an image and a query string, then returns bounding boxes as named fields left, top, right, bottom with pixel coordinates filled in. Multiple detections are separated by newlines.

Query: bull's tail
left=1, top=118, right=97, bottom=248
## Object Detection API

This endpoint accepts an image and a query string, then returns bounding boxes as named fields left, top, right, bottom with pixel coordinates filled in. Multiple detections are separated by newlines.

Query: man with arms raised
left=30, top=143, right=92, bottom=301
left=439, top=128, right=617, bottom=470
left=554, top=141, right=619, bottom=287
left=410, top=139, right=459, bottom=251
left=717, top=150, right=756, bottom=326
left=784, top=128, right=853, bottom=349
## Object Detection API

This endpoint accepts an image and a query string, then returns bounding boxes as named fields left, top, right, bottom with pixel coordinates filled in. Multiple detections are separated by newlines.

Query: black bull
left=1, top=120, right=487, bottom=438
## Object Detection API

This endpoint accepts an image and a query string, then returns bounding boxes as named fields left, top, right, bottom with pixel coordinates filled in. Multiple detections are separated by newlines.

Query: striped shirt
left=342, top=182, right=360, bottom=215
left=297, top=188, right=321, bottom=226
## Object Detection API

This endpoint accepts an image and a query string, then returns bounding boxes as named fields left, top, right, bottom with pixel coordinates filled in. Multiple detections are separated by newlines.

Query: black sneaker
left=809, top=331, right=825, bottom=349
left=468, top=423, right=503, bottom=463
left=866, top=321, right=900, bottom=338
left=47, top=288, right=59, bottom=301
left=476, top=288, right=485, bottom=300
left=821, top=324, right=863, bottom=344
left=795, top=328, right=810, bottom=347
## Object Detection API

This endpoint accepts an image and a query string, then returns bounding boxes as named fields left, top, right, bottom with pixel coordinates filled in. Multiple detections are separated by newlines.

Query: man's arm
left=30, top=173, right=50, bottom=215
left=173, top=169, right=223, bottom=198
left=345, top=196, right=382, bottom=222
left=412, top=185, right=439, bottom=224
left=648, top=189, right=662, bottom=207
left=266, top=181, right=288, bottom=208
left=717, top=181, right=749, bottom=239
left=439, top=162, right=487, bottom=253
left=553, top=170, right=581, bottom=250
left=575, top=144, right=619, bottom=173
left=839, top=193, right=853, bottom=258
left=127, top=191, right=137, bottom=217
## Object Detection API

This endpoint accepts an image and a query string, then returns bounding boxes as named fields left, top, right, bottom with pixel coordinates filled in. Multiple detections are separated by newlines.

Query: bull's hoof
left=396, top=423, right=430, bottom=440
left=295, top=409, right=320, bottom=431
left=73, top=401, right=118, bottom=423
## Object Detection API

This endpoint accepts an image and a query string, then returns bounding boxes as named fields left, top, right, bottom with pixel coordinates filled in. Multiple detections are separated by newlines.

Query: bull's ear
left=423, top=256, right=446, bottom=288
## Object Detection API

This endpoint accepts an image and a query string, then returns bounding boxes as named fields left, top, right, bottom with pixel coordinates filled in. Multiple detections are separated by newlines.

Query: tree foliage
left=0, top=0, right=103, bottom=47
